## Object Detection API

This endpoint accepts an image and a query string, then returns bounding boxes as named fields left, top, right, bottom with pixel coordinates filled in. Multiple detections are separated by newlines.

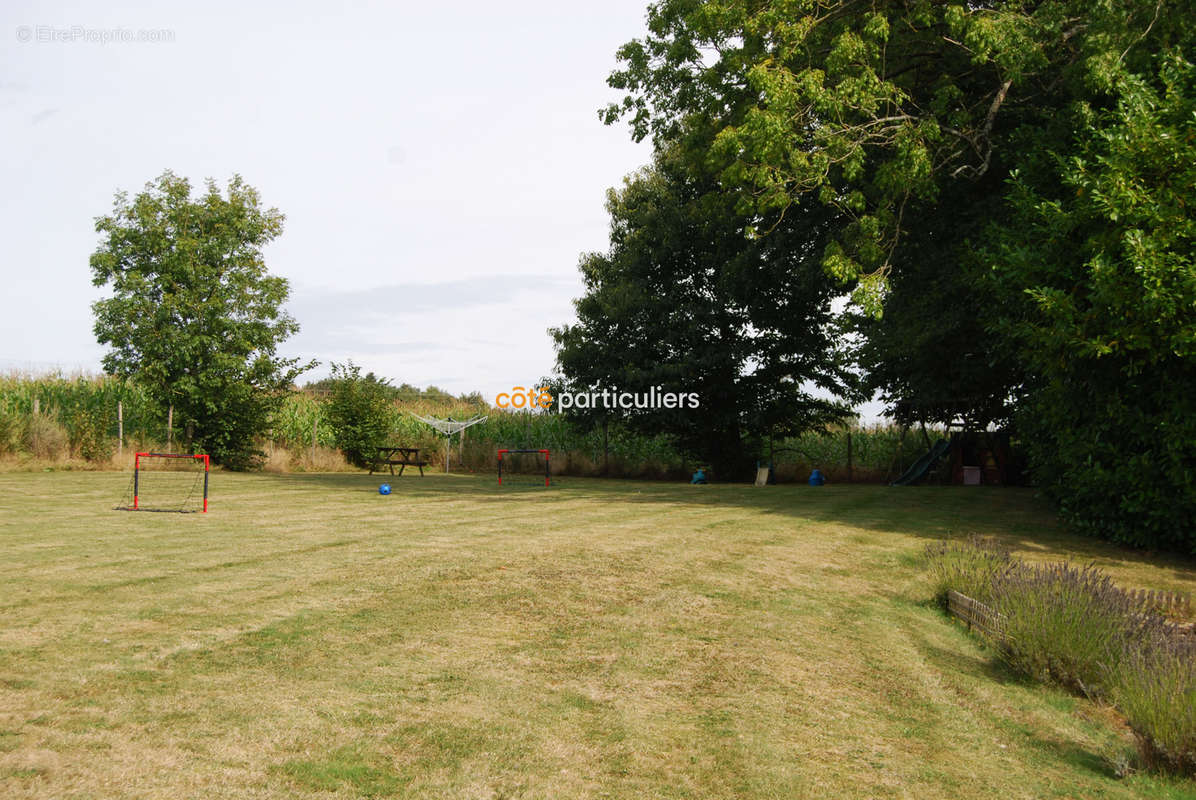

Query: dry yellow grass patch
left=0, top=472, right=1193, bottom=799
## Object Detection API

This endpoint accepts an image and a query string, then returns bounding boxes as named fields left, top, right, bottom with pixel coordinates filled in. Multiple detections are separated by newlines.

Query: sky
left=1, top=1, right=885, bottom=418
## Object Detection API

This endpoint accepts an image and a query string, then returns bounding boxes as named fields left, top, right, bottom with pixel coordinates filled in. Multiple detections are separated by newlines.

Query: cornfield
left=770, top=425, right=940, bottom=483
left=0, top=372, right=929, bottom=482
left=0, top=372, right=161, bottom=461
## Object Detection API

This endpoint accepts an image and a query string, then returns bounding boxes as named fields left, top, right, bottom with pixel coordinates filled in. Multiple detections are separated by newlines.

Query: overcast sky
left=2, top=1, right=885, bottom=419
left=1, top=0, right=657, bottom=392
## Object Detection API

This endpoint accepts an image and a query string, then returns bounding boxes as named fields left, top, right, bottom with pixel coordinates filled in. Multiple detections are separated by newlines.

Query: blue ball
left=378, top=483, right=391, bottom=495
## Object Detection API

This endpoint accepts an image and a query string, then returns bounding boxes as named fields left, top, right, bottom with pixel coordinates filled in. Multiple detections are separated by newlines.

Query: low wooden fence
left=947, top=589, right=1195, bottom=640
left=1119, top=587, right=1192, bottom=617
left=946, top=590, right=1007, bottom=640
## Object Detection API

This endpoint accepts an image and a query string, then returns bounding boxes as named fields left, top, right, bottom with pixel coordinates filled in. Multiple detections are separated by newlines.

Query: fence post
left=166, top=405, right=173, bottom=452
left=31, top=396, right=40, bottom=456
left=117, top=400, right=123, bottom=457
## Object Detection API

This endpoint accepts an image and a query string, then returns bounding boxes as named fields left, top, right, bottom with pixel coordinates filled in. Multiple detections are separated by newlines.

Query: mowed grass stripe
left=1, top=472, right=1194, bottom=798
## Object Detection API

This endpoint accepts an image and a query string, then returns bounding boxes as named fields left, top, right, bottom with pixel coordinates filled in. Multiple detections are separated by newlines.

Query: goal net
left=117, top=453, right=210, bottom=513
left=497, top=449, right=550, bottom=486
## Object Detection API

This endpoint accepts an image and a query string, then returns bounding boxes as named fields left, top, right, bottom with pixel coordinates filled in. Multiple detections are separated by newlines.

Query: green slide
left=891, top=438, right=952, bottom=486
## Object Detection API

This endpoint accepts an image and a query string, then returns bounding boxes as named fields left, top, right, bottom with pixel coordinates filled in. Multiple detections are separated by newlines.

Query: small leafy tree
left=325, top=362, right=396, bottom=468
left=91, top=171, right=313, bottom=469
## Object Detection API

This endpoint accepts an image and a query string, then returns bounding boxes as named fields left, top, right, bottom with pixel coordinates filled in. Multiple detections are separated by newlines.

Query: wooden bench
left=370, top=446, right=427, bottom=476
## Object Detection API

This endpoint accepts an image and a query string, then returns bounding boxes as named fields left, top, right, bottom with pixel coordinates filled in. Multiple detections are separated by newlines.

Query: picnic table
left=369, top=446, right=427, bottom=476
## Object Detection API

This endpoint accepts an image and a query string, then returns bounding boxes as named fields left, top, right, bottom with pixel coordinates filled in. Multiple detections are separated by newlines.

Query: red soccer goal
left=117, top=453, right=210, bottom=513
left=497, top=449, right=550, bottom=486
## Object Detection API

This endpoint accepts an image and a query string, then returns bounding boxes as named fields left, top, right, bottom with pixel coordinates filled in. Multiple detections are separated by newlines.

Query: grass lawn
left=1, top=471, right=1194, bottom=799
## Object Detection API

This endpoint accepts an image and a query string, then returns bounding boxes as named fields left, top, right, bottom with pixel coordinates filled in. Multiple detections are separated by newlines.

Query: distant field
left=1, top=473, right=1194, bottom=799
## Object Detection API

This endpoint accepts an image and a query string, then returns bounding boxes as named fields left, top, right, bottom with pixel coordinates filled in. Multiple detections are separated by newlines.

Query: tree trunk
left=602, top=418, right=609, bottom=476
left=847, top=429, right=853, bottom=483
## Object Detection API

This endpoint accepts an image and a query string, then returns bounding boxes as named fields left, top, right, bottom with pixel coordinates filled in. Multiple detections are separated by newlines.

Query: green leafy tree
left=849, top=174, right=1025, bottom=430
left=605, top=0, right=1181, bottom=309
left=604, top=1, right=1196, bottom=547
left=91, top=171, right=312, bottom=469
left=325, top=361, right=397, bottom=468
left=985, top=54, right=1196, bottom=551
left=552, top=149, right=856, bottom=478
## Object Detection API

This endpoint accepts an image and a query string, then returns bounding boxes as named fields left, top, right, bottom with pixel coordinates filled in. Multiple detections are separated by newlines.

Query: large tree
left=605, top=0, right=1182, bottom=308
left=552, top=149, right=856, bottom=478
left=602, top=0, right=1196, bottom=548
left=91, top=171, right=312, bottom=469
left=849, top=172, right=1024, bottom=430
left=983, top=54, right=1196, bottom=551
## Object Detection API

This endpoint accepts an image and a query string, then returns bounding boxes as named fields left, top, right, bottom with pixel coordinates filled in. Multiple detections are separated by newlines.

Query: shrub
left=68, top=406, right=114, bottom=462
left=924, top=536, right=1013, bottom=607
left=22, top=413, right=69, bottom=459
left=928, top=538, right=1195, bottom=777
left=1019, top=375, right=1196, bottom=554
left=992, top=563, right=1166, bottom=698
left=325, top=362, right=397, bottom=468
left=190, top=382, right=278, bottom=471
left=1112, top=633, right=1196, bottom=776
